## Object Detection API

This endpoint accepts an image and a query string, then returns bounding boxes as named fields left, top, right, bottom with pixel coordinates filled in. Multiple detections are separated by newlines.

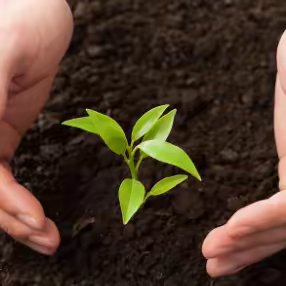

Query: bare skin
left=0, top=0, right=73, bottom=254
left=203, top=31, right=286, bottom=277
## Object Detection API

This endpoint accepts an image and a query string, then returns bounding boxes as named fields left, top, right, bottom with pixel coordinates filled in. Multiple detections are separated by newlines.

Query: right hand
left=202, top=30, right=286, bottom=277
left=0, top=0, right=73, bottom=254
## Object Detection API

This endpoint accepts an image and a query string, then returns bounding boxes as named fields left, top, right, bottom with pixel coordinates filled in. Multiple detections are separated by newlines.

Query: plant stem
left=122, top=153, right=129, bottom=164
left=126, top=145, right=137, bottom=180
left=130, top=140, right=134, bottom=150
left=135, top=155, right=144, bottom=174
left=129, top=154, right=137, bottom=180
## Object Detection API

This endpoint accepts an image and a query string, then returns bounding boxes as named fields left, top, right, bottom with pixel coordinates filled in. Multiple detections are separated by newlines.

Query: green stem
left=122, top=153, right=129, bottom=164
left=135, top=155, right=144, bottom=174
left=130, top=140, right=134, bottom=150
left=129, top=154, right=137, bottom=180
left=126, top=145, right=137, bottom=180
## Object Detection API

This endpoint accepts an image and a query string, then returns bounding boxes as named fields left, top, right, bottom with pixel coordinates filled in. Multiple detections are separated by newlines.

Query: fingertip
left=206, top=258, right=245, bottom=277
left=206, top=259, right=221, bottom=277
left=46, top=218, right=61, bottom=251
left=202, top=229, right=218, bottom=259
left=23, top=240, right=57, bottom=256
left=202, top=226, right=235, bottom=259
left=19, top=219, right=60, bottom=256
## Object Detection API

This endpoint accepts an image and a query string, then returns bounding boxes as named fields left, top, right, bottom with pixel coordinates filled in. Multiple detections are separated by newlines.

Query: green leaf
left=146, top=174, right=188, bottom=200
left=131, top=104, right=169, bottom=142
left=62, top=117, right=97, bottom=134
left=86, top=109, right=128, bottom=155
left=143, top=109, right=176, bottom=142
left=138, top=140, right=201, bottom=181
left=141, top=109, right=176, bottom=158
left=119, top=179, right=145, bottom=225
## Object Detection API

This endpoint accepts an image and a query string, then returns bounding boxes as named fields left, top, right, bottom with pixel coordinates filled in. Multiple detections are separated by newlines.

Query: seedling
left=62, top=105, right=201, bottom=224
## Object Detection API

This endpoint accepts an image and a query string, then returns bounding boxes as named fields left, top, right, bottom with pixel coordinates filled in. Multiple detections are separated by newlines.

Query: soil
left=1, top=0, right=286, bottom=285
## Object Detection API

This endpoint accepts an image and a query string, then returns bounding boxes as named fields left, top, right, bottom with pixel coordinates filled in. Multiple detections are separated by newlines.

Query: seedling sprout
left=62, top=105, right=201, bottom=224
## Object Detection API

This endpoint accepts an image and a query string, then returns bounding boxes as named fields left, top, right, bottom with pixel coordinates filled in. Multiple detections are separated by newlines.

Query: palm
left=1, top=0, right=73, bottom=141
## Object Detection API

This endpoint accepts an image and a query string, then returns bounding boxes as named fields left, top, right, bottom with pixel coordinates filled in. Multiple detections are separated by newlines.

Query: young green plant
left=62, top=105, right=201, bottom=224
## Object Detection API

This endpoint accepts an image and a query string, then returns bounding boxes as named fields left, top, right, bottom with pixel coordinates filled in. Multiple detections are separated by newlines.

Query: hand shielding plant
left=62, top=105, right=201, bottom=224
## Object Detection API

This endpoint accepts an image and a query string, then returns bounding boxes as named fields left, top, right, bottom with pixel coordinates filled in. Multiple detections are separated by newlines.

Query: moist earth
left=1, top=0, right=286, bottom=285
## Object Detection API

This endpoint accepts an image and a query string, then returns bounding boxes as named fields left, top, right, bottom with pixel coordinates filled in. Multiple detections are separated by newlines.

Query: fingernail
left=29, top=235, right=53, bottom=248
left=17, top=214, right=42, bottom=230
left=25, top=240, right=54, bottom=256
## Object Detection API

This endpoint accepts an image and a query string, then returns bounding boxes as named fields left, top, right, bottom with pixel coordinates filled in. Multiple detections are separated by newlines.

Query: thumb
left=275, top=30, right=286, bottom=190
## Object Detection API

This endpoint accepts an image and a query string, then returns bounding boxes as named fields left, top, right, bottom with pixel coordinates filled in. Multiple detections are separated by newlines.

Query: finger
left=18, top=219, right=60, bottom=255
left=203, top=226, right=235, bottom=259
left=206, top=242, right=286, bottom=277
left=275, top=77, right=286, bottom=159
left=0, top=31, right=19, bottom=116
left=219, top=190, right=286, bottom=238
left=275, top=30, right=286, bottom=188
left=0, top=163, right=45, bottom=230
left=277, top=30, right=286, bottom=99
left=4, top=74, right=55, bottom=136
left=0, top=211, right=60, bottom=255
left=274, top=76, right=286, bottom=158
left=203, top=191, right=286, bottom=258
left=0, top=208, right=33, bottom=238
left=0, top=29, right=54, bottom=137
left=0, top=34, right=45, bottom=161
left=203, top=224, right=286, bottom=259
left=275, top=78, right=286, bottom=189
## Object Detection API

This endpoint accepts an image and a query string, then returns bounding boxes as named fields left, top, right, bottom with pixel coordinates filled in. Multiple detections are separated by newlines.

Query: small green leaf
left=141, top=109, right=176, bottom=158
left=138, top=140, right=201, bottom=181
left=132, top=104, right=169, bottom=142
left=143, top=109, right=176, bottom=142
left=119, top=179, right=145, bottom=224
left=146, top=174, right=188, bottom=200
left=86, top=109, right=128, bottom=155
left=62, top=117, right=97, bottom=134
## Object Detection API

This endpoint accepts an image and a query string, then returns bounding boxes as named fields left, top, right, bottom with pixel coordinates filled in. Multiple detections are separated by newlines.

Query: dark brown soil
left=1, top=0, right=286, bottom=285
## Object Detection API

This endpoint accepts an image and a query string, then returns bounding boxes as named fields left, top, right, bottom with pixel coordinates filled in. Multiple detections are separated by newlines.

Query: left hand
left=202, top=30, right=286, bottom=277
left=0, top=0, right=73, bottom=255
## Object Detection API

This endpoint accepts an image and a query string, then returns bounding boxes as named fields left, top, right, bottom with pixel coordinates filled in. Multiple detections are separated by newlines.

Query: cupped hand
left=202, top=30, right=286, bottom=277
left=0, top=0, right=73, bottom=254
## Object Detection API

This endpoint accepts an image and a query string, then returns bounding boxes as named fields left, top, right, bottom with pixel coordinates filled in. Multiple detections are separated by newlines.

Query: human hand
left=0, top=0, right=73, bottom=254
left=202, top=30, right=286, bottom=277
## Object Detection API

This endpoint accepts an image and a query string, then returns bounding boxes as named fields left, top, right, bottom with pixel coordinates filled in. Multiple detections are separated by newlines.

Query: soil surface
left=1, top=0, right=286, bottom=285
